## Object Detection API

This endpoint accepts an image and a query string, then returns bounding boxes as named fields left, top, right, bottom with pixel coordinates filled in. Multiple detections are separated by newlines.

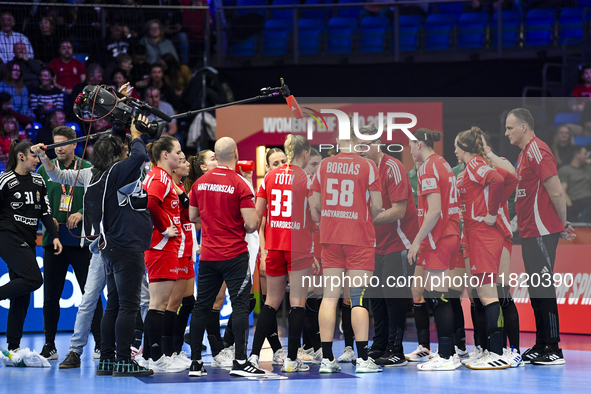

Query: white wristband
left=486, top=151, right=494, bottom=158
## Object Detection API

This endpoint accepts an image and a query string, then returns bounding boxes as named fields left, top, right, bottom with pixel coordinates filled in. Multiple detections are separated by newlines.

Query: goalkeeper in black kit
left=0, top=140, right=63, bottom=353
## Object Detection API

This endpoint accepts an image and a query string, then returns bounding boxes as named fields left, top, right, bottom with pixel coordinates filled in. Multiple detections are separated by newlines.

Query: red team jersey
left=256, top=164, right=313, bottom=254
left=190, top=165, right=256, bottom=261
left=457, top=156, right=504, bottom=232
left=515, top=136, right=564, bottom=238
left=416, top=154, right=460, bottom=251
left=311, top=152, right=381, bottom=247
left=143, top=166, right=181, bottom=253
left=375, top=155, right=419, bottom=255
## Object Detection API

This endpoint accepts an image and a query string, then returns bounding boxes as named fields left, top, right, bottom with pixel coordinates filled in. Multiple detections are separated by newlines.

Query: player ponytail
left=6, top=139, right=32, bottom=171
left=413, top=128, right=441, bottom=150
left=457, top=126, right=492, bottom=166
left=146, top=142, right=156, bottom=168
left=148, top=135, right=177, bottom=167
left=284, top=134, right=310, bottom=168
left=184, top=149, right=212, bottom=191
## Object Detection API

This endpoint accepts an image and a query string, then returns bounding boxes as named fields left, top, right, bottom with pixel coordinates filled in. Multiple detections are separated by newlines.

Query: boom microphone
left=147, top=104, right=173, bottom=123
left=278, top=78, right=303, bottom=119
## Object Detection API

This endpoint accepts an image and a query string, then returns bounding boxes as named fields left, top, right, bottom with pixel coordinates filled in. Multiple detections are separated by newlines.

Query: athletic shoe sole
left=532, top=359, right=566, bottom=365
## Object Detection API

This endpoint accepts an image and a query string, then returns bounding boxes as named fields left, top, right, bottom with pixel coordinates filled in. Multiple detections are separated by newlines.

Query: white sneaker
left=281, top=357, right=310, bottom=372
left=131, top=346, right=143, bottom=360
left=93, top=348, right=101, bottom=360
left=502, top=348, right=525, bottom=368
left=298, top=347, right=314, bottom=363
left=429, top=348, right=439, bottom=359
left=417, top=354, right=458, bottom=371
left=172, top=351, right=192, bottom=369
left=319, top=358, right=341, bottom=373
left=247, top=354, right=259, bottom=369
left=461, top=346, right=483, bottom=365
left=405, top=345, right=432, bottom=362
left=136, top=357, right=149, bottom=368
left=149, top=356, right=186, bottom=373
left=355, top=357, right=383, bottom=373
left=272, top=348, right=287, bottom=365
left=455, top=346, right=469, bottom=361
left=337, top=346, right=356, bottom=363
left=212, top=348, right=234, bottom=368
left=466, top=350, right=510, bottom=370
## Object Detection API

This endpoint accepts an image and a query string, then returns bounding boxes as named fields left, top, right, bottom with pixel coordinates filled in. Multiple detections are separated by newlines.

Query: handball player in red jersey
left=310, top=129, right=383, bottom=374
left=407, top=128, right=461, bottom=371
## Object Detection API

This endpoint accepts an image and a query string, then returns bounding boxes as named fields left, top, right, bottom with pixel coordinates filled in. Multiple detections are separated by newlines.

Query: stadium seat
left=577, top=0, right=591, bottom=6
left=302, top=0, right=327, bottom=19
left=230, top=36, right=257, bottom=56
left=424, top=14, right=455, bottom=50
left=436, top=2, right=465, bottom=22
left=393, top=15, right=422, bottom=52
left=457, top=12, right=487, bottom=49
left=262, top=19, right=292, bottom=55
left=492, top=10, right=521, bottom=48
left=559, top=7, right=585, bottom=44
left=524, top=9, right=555, bottom=46
left=359, top=16, right=389, bottom=53
left=298, top=18, right=324, bottom=54
left=236, top=0, right=267, bottom=16
left=553, top=112, right=582, bottom=128
left=326, top=16, right=357, bottom=54
left=73, top=53, right=88, bottom=64
left=336, top=0, right=363, bottom=18
left=271, top=0, right=297, bottom=22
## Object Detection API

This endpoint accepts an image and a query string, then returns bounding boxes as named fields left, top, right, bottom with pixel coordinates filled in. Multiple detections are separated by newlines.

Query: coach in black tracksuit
left=0, top=140, right=63, bottom=351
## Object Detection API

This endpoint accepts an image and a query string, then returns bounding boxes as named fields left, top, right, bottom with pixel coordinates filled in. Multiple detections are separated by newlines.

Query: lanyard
left=57, top=159, right=78, bottom=195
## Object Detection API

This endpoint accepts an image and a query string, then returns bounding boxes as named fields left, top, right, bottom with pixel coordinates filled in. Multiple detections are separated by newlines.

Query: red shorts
left=266, top=250, right=314, bottom=277
left=177, top=256, right=195, bottom=280
left=466, top=223, right=503, bottom=276
left=321, top=244, right=375, bottom=271
left=418, top=235, right=460, bottom=270
left=145, top=250, right=178, bottom=281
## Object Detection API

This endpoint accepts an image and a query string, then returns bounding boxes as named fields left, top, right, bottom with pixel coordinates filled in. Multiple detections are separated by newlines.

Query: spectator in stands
left=101, top=22, right=133, bottom=66
left=559, top=145, right=591, bottom=222
left=552, top=124, right=578, bottom=168
left=12, top=41, right=42, bottom=91
left=48, top=40, right=86, bottom=96
left=35, top=109, right=66, bottom=158
left=129, top=44, right=151, bottom=89
left=148, top=63, right=182, bottom=110
left=161, top=52, right=192, bottom=97
left=580, top=102, right=591, bottom=136
left=30, top=67, right=65, bottom=123
left=111, top=68, right=141, bottom=99
left=73, top=0, right=106, bottom=46
left=28, top=16, right=62, bottom=65
left=113, top=0, right=146, bottom=40
left=140, top=19, right=179, bottom=65
left=149, top=0, right=189, bottom=64
left=0, top=60, right=30, bottom=117
left=116, top=53, right=134, bottom=76
left=0, top=91, right=31, bottom=129
left=571, top=64, right=591, bottom=112
left=0, top=12, right=34, bottom=65
left=0, top=115, right=20, bottom=167
left=145, top=85, right=178, bottom=138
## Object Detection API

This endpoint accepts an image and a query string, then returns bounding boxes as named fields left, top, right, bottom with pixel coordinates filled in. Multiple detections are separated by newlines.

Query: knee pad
left=180, top=295, right=195, bottom=315
left=305, top=293, right=319, bottom=313
left=349, top=287, right=368, bottom=311
left=447, top=289, right=463, bottom=300
left=496, top=284, right=514, bottom=308
left=430, top=291, right=449, bottom=310
left=470, top=288, right=479, bottom=300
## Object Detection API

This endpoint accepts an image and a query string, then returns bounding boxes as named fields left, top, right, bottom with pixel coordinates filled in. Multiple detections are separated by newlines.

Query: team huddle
left=0, top=107, right=574, bottom=377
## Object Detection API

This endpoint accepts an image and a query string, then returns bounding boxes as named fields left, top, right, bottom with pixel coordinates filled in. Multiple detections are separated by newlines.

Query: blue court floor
left=2, top=330, right=591, bottom=394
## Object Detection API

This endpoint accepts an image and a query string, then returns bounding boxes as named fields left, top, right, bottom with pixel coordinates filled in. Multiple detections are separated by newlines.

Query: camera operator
left=84, top=114, right=154, bottom=377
